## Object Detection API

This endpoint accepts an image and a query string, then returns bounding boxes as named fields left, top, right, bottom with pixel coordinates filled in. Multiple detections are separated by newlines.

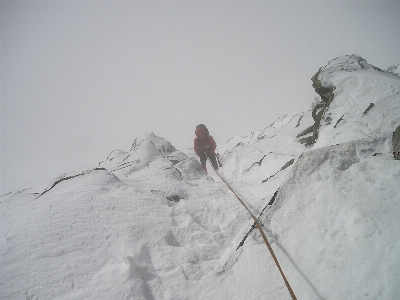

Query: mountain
left=1, top=55, right=400, bottom=299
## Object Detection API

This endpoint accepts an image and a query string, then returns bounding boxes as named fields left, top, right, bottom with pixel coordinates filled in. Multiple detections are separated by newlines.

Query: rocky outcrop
left=297, top=62, right=337, bottom=146
left=393, top=125, right=400, bottom=160
left=297, top=54, right=394, bottom=147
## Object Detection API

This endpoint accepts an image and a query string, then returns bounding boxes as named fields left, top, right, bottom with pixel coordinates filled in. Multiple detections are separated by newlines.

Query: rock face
left=296, top=62, right=338, bottom=146
left=298, top=54, right=400, bottom=147
left=393, top=125, right=400, bottom=160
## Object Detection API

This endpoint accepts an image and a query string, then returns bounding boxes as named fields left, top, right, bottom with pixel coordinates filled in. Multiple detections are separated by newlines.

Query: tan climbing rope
left=208, top=158, right=297, bottom=300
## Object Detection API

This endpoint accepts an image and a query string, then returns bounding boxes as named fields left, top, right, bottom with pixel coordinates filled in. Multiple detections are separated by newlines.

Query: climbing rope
left=207, top=157, right=297, bottom=300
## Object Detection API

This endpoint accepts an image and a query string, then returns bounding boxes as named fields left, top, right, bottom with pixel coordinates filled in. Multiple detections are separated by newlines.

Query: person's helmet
left=196, top=124, right=209, bottom=136
left=195, top=126, right=205, bottom=139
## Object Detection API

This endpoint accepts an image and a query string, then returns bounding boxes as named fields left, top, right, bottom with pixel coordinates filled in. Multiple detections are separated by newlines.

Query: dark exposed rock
left=243, top=154, right=268, bottom=173
left=325, top=113, right=332, bottom=125
left=393, top=125, right=400, bottom=160
left=169, top=160, right=180, bottom=166
left=295, top=115, right=304, bottom=128
left=262, top=158, right=295, bottom=183
left=296, top=125, right=314, bottom=146
left=236, top=223, right=256, bottom=251
left=363, top=103, right=375, bottom=116
left=334, top=115, right=345, bottom=128
left=297, top=71, right=335, bottom=146
left=38, top=173, right=85, bottom=198
left=280, top=158, right=295, bottom=171
left=235, top=190, right=279, bottom=251
left=235, top=142, right=244, bottom=148
left=37, top=168, right=117, bottom=198
left=166, top=194, right=184, bottom=202
left=267, top=190, right=279, bottom=206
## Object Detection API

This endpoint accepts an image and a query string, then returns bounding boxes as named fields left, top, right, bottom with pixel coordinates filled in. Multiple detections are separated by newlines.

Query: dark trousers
left=200, top=154, right=219, bottom=169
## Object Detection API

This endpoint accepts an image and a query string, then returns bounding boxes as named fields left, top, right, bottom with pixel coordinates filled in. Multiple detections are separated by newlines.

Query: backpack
left=196, top=124, right=209, bottom=137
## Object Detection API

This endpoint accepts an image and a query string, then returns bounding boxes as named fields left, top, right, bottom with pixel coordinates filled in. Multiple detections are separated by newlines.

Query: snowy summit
left=1, top=55, right=400, bottom=299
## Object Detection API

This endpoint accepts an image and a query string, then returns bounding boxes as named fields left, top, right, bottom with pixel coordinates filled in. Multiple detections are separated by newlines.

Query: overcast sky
left=1, top=0, right=400, bottom=194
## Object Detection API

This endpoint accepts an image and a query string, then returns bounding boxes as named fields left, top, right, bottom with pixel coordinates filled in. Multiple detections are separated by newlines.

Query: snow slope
left=1, top=55, right=400, bottom=299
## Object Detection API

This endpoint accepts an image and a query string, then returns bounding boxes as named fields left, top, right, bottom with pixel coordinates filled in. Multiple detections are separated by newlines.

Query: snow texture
left=1, top=55, right=400, bottom=300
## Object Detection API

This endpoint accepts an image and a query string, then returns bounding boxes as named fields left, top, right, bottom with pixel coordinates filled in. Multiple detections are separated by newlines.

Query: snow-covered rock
left=100, top=132, right=176, bottom=168
left=99, top=132, right=180, bottom=177
left=299, top=54, right=400, bottom=147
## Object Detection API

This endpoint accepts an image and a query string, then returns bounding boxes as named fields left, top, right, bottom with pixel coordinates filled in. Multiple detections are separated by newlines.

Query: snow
left=267, top=139, right=400, bottom=299
left=1, top=55, right=400, bottom=299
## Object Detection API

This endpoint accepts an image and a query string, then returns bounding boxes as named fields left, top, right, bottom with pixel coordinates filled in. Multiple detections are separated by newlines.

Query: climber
left=194, top=124, right=219, bottom=172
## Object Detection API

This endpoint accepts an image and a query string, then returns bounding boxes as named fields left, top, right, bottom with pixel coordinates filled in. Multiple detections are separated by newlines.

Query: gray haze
left=1, top=0, right=400, bottom=194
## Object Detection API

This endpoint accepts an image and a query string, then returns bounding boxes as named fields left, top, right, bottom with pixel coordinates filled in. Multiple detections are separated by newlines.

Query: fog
left=1, top=0, right=399, bottom=194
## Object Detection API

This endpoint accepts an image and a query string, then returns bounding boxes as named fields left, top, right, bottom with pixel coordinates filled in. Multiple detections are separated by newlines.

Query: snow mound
left=97, top=133, right=206, bottom=183
left=99, top=132, right=178, bottom=174
left=130, top=132, right=175, bottom=153
left=175, top=157, right=206, bottom=180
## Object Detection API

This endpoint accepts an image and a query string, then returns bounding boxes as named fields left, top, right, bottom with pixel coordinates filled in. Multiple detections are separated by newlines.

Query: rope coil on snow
left=207, top=157, right=297, bottom=300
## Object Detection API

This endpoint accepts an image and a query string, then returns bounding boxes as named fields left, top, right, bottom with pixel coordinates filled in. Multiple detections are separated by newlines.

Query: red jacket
left=194, top=127, right=216, bottom=158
